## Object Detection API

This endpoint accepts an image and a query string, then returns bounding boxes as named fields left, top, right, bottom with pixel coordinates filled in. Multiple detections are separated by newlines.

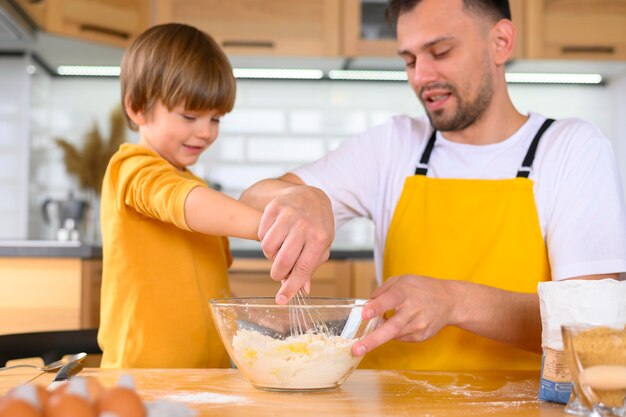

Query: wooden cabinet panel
left=81, top=259, right=102, bottom=328
left=229, top=258, right=351, bottom=298
left=350, top=260, right=377, bottom=300
left=0, top=258, right=82, bottom=335
left=0, top=257, right=102, bottom=335
left=509, top=0, right=525, bottom=60
left=14, top=0, right=151, bottom=48
left=13, top=0, right=47, bottom=28
left=156, top=0, right=341, bottom=56
left=525, top=0, right=626, bottom=60
left=342, top=0, right=396, bottom=57
left=343, top=0, right=526, bottom=60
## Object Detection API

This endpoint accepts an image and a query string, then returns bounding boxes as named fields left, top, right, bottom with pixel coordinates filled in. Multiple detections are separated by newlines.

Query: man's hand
left=352, top=273, right=552, bottom=357
left=352, top=275, right=458, bottom=356
left=257, top=180, right=334, bottom=304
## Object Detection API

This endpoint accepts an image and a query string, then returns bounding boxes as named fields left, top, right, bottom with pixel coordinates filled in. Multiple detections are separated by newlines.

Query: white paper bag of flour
left=537, top=278, right=626, bottom=403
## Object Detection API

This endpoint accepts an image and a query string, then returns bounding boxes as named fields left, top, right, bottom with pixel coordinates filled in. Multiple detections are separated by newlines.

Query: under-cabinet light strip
left=505, top=72, right=603, bottom=84
left=328, top=69, right=408, bottom=81
left=57, top=66, right=121, bottom=76
left=330, top=69, right=603, bottom=84
left=233, top=68, right=324, bottom=79
left=54, top=66, right=603, bottom=85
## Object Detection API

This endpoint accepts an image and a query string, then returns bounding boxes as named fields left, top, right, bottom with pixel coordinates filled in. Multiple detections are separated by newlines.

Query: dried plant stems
left=56, top=106, right=126, bottom=194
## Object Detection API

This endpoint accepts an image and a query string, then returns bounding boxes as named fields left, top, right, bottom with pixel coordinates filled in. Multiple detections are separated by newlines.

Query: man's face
left=397, top=0, right=496, bottom=132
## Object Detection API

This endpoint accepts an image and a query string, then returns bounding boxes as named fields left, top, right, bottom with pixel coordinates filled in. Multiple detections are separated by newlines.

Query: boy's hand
left=258, top=184, right=334, bottom=304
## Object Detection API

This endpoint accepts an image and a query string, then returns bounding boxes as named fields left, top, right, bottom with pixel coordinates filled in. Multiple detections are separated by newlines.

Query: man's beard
left=421, top=70, right=494, bottom=132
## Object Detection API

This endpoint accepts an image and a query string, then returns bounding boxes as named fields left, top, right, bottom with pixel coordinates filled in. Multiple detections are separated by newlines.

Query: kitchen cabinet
left=342, top=0, right=526, bottom=60
left=155, top=0, right=341, bottom=57
left=0, top=257, right=101, bottom=335
left=525, top=0, right=626, bottom=60
left=12, top=0, right=47, bottom=28
left=13, top=0, right=151, bottom=48
left=0, top=252, right=375, bottom=336
left=229, top=258, right=352, bottom=297
left=342, top=0, right=396, bottom=57
left=350, top=260, right=377, bottom=299
left=509, top=0, right=525, bottom=60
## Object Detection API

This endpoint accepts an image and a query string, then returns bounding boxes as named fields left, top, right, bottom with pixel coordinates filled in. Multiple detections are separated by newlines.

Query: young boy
left=98, top=23, right=261, bottom=368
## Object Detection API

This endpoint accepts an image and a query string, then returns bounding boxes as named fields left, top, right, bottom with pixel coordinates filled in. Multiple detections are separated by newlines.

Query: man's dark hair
left=385, top=0, right=511, bottom=25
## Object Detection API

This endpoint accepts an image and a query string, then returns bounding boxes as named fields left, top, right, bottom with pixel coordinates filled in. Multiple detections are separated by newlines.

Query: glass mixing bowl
left=209, top=297, right=379, bottom=392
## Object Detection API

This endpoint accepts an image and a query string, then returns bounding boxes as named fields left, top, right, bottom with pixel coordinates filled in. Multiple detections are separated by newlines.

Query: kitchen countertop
left=0, top=239, right=374, bottom=259
left=0, top=368, right=565, bottom=417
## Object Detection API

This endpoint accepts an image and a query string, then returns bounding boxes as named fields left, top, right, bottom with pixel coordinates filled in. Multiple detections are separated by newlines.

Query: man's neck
left=441, top=96, right=527, bottom=145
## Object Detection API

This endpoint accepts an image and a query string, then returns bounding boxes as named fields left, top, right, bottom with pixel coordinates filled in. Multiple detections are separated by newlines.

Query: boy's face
left=136, top=101, right=222, bottom=169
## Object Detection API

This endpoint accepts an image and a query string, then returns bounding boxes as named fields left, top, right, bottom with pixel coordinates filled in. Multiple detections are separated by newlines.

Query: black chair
left=0, top=329, right=102, bottom=366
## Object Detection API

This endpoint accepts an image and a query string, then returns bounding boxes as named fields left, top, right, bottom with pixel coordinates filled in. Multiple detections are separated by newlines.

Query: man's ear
left=491, top=18, right=516, bottom=65
left=124, top=95, right=147, bottom=127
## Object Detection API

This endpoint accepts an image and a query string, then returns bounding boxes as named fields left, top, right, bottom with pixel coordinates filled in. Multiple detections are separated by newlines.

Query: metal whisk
left=288, top=288, right=330, bottom=337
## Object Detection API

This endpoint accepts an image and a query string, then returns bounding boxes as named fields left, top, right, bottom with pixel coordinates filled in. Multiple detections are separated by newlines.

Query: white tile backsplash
left=0, top=122, right=18, bottom=147
left=2, top=58, right=625, bottom=242
left=203, top=136, right=247, bottom=163
left=247, top=137, right=326, bottom=162
left=208, top=164, right=289, bottom=190
left=220, top=109, right=286, bottom=134
left=0, top=56, right=30, bottom=239
left=0, top=153, right=19, bottom=180
left=289, top=110, right=368, bottom=135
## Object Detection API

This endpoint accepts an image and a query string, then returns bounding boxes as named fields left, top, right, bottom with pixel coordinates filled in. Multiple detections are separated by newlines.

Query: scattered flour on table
left=162, top=392, right=249, bottom=405
left=232, top=329, right=359, bottom=389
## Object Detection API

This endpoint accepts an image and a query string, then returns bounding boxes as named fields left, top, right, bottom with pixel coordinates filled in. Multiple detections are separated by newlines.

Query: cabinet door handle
left=80, top=24, right=130, bottom=40
left=222, top=40, right=275, bottom=49
left=561, top=45, right=615, bottom=55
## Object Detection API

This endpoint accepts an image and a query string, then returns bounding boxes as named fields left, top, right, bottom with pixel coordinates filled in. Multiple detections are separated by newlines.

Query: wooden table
left=0, top=368, right=566, bottom=416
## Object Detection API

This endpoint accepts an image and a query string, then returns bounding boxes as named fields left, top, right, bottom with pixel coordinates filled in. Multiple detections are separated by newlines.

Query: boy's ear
left=491, top=18, right=515, bottom=65
left=124, top=95, right=147, bottom=126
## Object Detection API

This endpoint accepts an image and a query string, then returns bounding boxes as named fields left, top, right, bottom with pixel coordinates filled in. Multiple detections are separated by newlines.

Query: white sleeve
left=292, top=123, right=391, bottom=229
left=541, top=120, right=626, bottom=280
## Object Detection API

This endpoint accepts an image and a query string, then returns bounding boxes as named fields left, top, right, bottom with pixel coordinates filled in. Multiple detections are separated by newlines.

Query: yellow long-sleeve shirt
left=98, top=143, right=232, bottom=368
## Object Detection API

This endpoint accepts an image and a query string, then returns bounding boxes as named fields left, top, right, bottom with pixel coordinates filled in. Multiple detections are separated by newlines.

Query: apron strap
left=415, top=118, right=556, bottom=178
left=516, top=118, right=555, bottom=178
left=414, top=129, right=437, bottom=175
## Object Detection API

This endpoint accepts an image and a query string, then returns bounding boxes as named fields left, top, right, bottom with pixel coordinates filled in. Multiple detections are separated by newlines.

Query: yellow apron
left=360, top=119, right=555, bottom=371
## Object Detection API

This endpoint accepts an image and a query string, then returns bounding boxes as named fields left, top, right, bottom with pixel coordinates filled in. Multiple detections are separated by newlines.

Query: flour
left=232, top=329, right=360, bottom=390
left=161, top=392, right=249, bottom=405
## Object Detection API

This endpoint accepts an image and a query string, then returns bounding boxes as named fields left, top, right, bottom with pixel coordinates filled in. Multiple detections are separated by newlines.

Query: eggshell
left=51, top=377, right=104, bottom=403
left=96, top=387, right=145, bottom=417
left=34, top=386, right=51, bottom=409
left=44, top=392, right=96, bottom=417
left=0, top=398, right=40, bottom=417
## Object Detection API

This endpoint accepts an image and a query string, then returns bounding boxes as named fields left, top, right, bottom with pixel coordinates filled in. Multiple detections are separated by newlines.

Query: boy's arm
left=184, top=186, right=261, bottom=240
left=240, top=173, right=334, bottom=303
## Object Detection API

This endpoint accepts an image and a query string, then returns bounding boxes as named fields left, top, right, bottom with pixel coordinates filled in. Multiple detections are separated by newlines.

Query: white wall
left=0, top=56, right=30, bottom=239
left=19, top=71, right=626, bottom=243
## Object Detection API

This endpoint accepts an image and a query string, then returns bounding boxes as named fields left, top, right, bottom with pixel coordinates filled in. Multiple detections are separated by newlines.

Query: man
left=240, top=0, right=626, bottom=370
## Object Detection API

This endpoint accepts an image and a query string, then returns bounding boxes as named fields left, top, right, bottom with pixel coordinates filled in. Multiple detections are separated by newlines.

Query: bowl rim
left=209, top=296, right=368, bottom=308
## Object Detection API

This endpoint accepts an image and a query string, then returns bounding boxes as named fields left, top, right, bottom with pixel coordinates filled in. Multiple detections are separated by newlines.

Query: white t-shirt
left=293, top=112, right=626, bottom=282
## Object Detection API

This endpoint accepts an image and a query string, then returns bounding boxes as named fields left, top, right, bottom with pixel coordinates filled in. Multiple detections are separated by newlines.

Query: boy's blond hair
left=121, top=23, right=236, bottom=131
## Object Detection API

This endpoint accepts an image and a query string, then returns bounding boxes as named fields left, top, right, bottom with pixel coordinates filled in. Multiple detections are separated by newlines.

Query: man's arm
left=240, top=173, right=335, bottom=304
left=352, top=272, right=619, bottom=357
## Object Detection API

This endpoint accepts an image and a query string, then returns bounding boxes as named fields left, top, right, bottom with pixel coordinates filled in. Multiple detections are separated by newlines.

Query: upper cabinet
left=155, top=0, right=342, bottom=57
left=524, top=0, right=626, bottom=60
left=509, top=0, right=524, bottom=61
left=342, top=0, right=395, bottom=57
left=14, top=0, right=151, bottom=48
left=342, top=0, right=526, bottom=60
